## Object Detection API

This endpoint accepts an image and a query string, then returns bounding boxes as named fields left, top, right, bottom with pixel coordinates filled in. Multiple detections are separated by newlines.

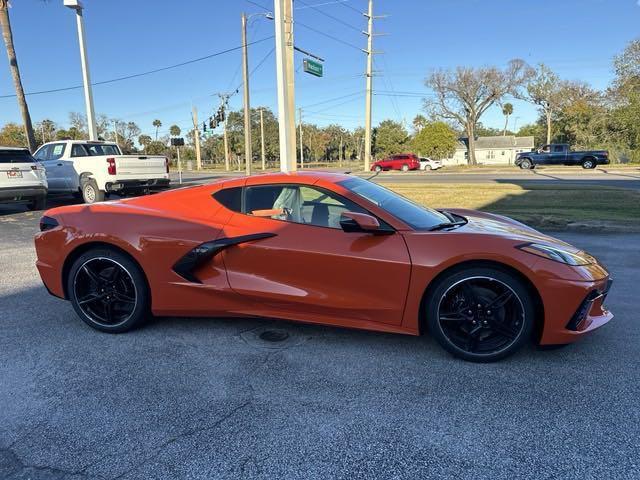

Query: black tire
left=27, top=195, right=46, bottom=211
left=81, top=179, right=105, bottom=204
left=519, top=158, right=533, bottom=170
left=582, top=158, right=596, bottom=169
left=401, top=164, right=409, bottom=172
left=425, top=267, right=535, bottom=362
left=67, top=248, right=150, bottom=333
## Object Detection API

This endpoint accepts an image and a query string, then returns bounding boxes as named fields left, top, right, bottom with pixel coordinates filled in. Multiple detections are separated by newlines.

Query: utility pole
left=241, top=12, right=252, bottom=176
left=112, top=120, right=118, bottom=145
left=260, top=108, right=266, bottom=170
left=362, top=0, right=374, bottom=172
left=274, top=0, right=297, bottom=172
left=298, top=108, right=304, bottom=168
left=339, top=135, right=343, bottom=167
left=64, top=0, right=97, bottom=141
left=192, top=106, right=202, bottom=170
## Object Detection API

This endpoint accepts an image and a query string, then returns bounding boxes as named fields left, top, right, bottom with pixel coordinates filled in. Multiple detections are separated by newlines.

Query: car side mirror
left=339, top=212, right=393, bottom=235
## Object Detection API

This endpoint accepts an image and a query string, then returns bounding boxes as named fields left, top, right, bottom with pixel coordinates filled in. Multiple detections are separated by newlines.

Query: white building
left=443, top=135, right=535, bottom=166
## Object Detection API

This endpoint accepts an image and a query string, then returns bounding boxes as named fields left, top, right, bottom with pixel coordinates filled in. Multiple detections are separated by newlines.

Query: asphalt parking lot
left=1, top=201, right=639, bottom=479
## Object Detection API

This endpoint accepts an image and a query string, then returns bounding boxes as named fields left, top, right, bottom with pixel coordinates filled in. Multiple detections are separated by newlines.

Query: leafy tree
left=169, top=125, right=181, bottom=137
left=426, top=59, right=532, bottom=164
left=373, top=120, right=409, bottom=158
left=517, top=123, right=546, bottom=148
left=0, top=122, right=27, bottom=147
left=0, top=0, right=36, bottom=152
left=34, top=119, right=57, bottom=144
left=138, top=135, right=152, bottom=151
left=502, top=103, right=514, bottom=136
left=527, top=64, right=565, bottom=144
left=412, top=121, right=458, bottom=159
left=55, top=127, right=84, bottom=140
left=145, top=140, right=168, bottom=155
left=152, top=119, right=162, bottom=140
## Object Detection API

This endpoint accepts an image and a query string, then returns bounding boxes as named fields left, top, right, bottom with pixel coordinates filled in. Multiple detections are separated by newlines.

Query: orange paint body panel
left=34, top=172, right=613, bottom=345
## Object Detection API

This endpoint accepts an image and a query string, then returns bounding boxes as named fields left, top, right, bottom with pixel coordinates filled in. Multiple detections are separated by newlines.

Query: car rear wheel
left=82, top=179, right=105, bottom=204
left=401, top=164, right=409, bottom=172
left=582, top=158, right=596, bottom=169
left=425, top=267, right=535, bottom=362
left=27, top=195, right=46, bottom=211
left=519, top=158, right=533, bottom=170
left=67, top=248, right=150, bottom=333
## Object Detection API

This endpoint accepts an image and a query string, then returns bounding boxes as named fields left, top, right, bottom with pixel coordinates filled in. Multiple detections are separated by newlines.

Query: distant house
left=443, top=135, right=535, bottom=166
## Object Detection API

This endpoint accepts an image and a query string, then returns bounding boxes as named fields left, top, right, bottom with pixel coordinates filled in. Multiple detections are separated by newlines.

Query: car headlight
left=516, top=242, right=593, bottom=266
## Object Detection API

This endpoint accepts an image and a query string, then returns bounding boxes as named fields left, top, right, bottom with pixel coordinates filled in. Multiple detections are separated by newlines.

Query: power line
left=0, top=36, right=274, bottom=99
left=296, top=0, right=362, bottom=32
left=296, top=21, right=362, bottom=51
left=306, top=94, right=364, bottom=114
left=339, top=0, right=362, bottom=14
left=301, top=91, right=361, bottom=109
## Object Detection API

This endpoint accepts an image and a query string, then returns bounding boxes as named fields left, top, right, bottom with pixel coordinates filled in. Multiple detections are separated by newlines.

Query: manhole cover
left=259, top=330, right=290, bottom=343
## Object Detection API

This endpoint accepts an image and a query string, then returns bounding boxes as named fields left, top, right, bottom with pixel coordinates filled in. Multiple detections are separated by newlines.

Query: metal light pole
left=274, top=0, right=297, bottom=173
left=363, top=0, right=374, bottom=172
left=64, top=0, right=97, bottom=141
left=242, top=11, right=273, bottom=176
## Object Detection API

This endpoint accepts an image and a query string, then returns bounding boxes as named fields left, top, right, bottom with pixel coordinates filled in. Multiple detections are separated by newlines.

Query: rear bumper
left=105, top=178, right=170, bottom=194
left=0, top=185, right=47, bottom=202
left=539, top=276, right=613, bottom=345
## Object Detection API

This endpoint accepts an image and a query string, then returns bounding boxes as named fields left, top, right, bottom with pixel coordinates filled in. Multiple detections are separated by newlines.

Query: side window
left=34, top=145, right=50, bottom=161
left=553, top=145, right=564, bottom=153
left=541, top=145, right=551, bottom=153
left=213, top=187, right=242, bottom=212
left=244, top=184, right=368, bottom=229
left=71, top=144, right=88, bottom=157
left=49, top=143, right=66, bottom=160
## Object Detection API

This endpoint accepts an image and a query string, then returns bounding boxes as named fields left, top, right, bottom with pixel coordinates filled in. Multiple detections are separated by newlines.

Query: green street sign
left=303, top=58, right=323, bottom=77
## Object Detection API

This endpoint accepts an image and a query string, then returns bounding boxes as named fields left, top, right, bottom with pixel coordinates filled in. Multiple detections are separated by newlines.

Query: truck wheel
left=519, top=159, right=533, bottom=170
left=82, top=179, right=105, bottom=204
left=28, top=195, right=47, bottom=211
left=582, top=158, right=596, bottom=169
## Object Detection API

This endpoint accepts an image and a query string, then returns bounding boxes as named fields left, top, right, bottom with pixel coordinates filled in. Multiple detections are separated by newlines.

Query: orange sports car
left=34, top=172, right=613, bottom=362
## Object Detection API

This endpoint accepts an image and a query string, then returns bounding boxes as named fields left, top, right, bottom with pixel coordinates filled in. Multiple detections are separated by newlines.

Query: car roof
left=0, top=146, right=29, bottom=151
left=220, top=170, right=354, bottom=188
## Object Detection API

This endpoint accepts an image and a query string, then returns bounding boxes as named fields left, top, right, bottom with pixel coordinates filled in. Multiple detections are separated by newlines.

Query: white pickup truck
left=34, top=140, right=170, bottom=204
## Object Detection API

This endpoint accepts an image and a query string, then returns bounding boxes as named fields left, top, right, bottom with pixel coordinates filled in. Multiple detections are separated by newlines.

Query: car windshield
left=0, top=149, right=35, bottom=164
left=338, top=176, right=449, bottom=230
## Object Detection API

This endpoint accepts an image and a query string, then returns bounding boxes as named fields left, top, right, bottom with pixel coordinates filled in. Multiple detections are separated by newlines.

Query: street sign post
left=303, top=58, right=323, bottom=77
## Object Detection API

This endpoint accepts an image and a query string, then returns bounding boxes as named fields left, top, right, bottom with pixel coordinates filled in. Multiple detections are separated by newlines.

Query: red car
left=371, top=153, right=420, bottom=172
left=34, top=172, right=613, bottom=362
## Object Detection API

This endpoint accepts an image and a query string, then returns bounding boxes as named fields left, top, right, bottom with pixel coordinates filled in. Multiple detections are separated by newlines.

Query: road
left=171, top=167, right=640, bottom=191
left=0, top=209, right=638, bottom=479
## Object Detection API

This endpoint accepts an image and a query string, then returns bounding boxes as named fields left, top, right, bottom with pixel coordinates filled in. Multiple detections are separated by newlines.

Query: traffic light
left=202, top=122, right=207, bottom=133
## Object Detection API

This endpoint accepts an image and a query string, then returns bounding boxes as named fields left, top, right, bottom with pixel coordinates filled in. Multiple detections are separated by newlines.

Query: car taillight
left=39, top=216, right=59, bottom=232
left=165, top=158, right=169, bottom=174
left=107, top=157, right=116, bottom=175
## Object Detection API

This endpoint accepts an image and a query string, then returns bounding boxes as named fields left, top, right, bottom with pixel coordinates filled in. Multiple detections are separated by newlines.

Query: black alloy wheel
left=68, top=249, right=149, bottom=333
left=426, top=268, right=534, bottom=362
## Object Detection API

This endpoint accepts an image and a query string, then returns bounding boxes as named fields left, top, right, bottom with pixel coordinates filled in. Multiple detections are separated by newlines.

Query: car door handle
left=173, top=232, right=277, bottom=283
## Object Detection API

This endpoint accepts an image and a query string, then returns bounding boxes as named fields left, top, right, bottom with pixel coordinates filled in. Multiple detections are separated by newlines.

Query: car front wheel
left=67, top=248, right=150, bottom=333
left=519, top=159, right=533, bottom=169
left=425, top=267, right=535, bottom=362
left=401, top=164, right=409, bottom=172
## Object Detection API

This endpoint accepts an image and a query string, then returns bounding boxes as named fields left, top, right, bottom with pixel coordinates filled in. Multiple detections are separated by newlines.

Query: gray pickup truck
left=515, top=144, right=609, bottom=169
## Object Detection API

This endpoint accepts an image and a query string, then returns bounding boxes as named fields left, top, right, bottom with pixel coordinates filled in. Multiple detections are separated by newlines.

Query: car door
left=220, top=182, right=412, bottom=327
left=549, top=145, right=566, bottom=165
left=37, top=143, right=69, bottom=191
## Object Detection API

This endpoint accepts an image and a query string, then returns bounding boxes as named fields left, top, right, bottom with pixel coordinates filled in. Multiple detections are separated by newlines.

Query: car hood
left=443, top=208, right=576, bottom=250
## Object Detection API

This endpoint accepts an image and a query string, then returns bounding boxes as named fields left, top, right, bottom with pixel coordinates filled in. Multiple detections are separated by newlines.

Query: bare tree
left=1, top=0, right=36, bottom=152
left=425, top=60, right=531, bottom=165
left=527, top=64, right=564, bottom=144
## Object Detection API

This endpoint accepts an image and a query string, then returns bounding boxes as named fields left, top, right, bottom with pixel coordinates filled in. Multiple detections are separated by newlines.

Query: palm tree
left=152, top=119, right=162, bottom=140
left=138, top=134, right=152, bottom=151
left=502, top=103, right=514, bottom=136
left=1, top=0, right=36, bottom=152
left=169, top=125, right=181, bottom=137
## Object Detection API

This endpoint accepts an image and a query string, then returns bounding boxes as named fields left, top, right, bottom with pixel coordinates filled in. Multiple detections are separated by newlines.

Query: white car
left=419, top=157, right=443, bottom=171
left=0, top=147, right=48, bottom=210
left=34, top=140, right=170, bottom=204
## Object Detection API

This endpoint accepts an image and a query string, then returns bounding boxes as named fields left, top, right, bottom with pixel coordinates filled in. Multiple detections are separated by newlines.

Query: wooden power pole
left=192, top=106, right=202, bottom=170
left=260, top=108, right=266, bottom=170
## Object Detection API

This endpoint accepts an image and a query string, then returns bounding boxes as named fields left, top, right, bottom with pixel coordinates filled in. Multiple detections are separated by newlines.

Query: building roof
left=456, top=135, right=535, bottom=150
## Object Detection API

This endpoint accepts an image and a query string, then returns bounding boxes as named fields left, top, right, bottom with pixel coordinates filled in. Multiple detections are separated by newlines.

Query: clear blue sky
left=1, top=0, right=638, bottom=138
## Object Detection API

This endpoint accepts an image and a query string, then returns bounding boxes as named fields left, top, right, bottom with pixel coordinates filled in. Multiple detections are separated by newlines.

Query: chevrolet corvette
left=34, top=172, right=613, bottom=362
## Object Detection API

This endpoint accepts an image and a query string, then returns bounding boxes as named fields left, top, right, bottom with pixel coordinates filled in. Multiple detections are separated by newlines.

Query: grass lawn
left=384, top=183, right=640, bottom=231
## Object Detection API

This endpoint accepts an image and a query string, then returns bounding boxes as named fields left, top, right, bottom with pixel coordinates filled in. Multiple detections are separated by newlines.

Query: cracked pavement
left=0, top=203, right=639, bottom=479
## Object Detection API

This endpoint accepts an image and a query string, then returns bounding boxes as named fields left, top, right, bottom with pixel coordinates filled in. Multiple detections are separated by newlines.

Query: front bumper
left=105, top=178, right=170, bottom=194
left=539, top=276, right=613, bottom=345
left=0, top=185, right=47, bottom=202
